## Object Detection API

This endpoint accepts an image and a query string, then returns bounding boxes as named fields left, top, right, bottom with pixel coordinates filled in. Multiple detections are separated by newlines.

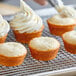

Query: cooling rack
left=0, top=6, right=76, bottom=76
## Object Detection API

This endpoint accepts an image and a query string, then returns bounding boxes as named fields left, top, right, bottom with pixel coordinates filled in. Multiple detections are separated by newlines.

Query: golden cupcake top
left=0, top=42, right=27, bottom=57
left=29, top=37, right=60, bottom=51
left=10, top=0, right=43, bottom=33
left=62, top=30, right=76, bottom=44
left=48, top=14, right=75, bottom=25
left=0, top=15, right=10, bottom=37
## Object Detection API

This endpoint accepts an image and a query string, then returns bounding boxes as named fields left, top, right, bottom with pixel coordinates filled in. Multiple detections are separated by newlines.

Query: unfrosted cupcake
left=0, top=42, right=27, bottom=66
left=62, top=30, right=76, bottom=54
left=47, top=14, right=76, bottom=36
left=0, top=15, right=10, bottom=43
left=10, top=0, right=44, bottom=43
left=29, top=37, right=60, bottom=61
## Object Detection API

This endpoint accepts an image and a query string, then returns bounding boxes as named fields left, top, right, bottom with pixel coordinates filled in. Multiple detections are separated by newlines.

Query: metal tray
left=0, top=6, right=76, bottom=76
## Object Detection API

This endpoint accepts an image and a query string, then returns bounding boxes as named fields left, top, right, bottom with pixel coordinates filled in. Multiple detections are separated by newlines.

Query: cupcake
left=0, top=15, right=10, bottom=43
left=10, top=0, right=44, bottom=43
left=0, top=42, right=27, bottom=66
left=47, top=14, right=76, bottom=36
left=62, top=30, right=76, bottom=54
left=29, top=37, right=60, bottom=61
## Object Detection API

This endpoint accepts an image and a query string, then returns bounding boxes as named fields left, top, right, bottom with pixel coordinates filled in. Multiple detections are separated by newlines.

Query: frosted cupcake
left=62, top=30, right=76, bottom=54
left=47, top=14, right=76, bottom=36
left=0, top=15, right=10, bottom=43
left=29, top=37, right=60, bottom=61
left=0, top=42, right=27, bottom=66
left=10, top=0, right=44, bottom=43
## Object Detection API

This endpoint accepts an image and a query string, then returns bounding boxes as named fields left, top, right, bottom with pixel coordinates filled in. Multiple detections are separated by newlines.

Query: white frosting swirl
left=48, top=14, right=75, bottom=25
left=63, top=31, right=76, bottom=44
left=10, top=0, right=43, bottom=33
left=0, top=15, right=10, bottom=37
left=56, top=2, right=76, bottom=19
left=60, top=6, right=76, bottom=18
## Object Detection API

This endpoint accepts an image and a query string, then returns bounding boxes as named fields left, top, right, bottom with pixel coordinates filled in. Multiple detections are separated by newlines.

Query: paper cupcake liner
left=62, top=38, right=76, bottom=54
left=47, top=20, right=75, bottom=36
left=0, top=34, right=8, bottom=43
left=13, top=25, right=44, bottom=44
left=29, top=46, right=60, bottom=61
left=0, top=54, right=26, bottom=66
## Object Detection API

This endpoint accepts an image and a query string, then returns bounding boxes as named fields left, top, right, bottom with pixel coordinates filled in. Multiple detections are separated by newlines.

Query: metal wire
left=0, top=16, right=76, bottom=76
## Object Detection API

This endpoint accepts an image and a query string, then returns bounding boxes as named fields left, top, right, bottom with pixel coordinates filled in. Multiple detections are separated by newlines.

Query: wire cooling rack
left=0, top=7, right=76, bottom=76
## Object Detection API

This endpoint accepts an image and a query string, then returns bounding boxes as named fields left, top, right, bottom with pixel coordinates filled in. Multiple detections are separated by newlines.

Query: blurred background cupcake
left=62, top=30, right=76, bottom=54
left=47, top=14, right=76, bottom=36
left=0, top=42, right=27, bottom=66
left=29, top=37, right=60, bottom=61
left=0, top=15, right=10, bottom=43
left=10, top=0, right=44, bottom=43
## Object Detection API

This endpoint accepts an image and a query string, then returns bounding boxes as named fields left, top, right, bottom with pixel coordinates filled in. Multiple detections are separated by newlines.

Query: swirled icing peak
left=60, top=6, right=76, bottom=18
left=10, top=0, right=43, bottom=33
left=56, top=2, right=76, bottom=19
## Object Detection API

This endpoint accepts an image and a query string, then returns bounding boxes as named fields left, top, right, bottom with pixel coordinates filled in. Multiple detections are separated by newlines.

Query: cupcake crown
left=10, top=0, right=43, bottom=33
left=29, top=37, right=60, bottom=51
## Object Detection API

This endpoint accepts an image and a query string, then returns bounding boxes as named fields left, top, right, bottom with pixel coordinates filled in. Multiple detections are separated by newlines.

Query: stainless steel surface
left=32, top=67, right=76, bottom=76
